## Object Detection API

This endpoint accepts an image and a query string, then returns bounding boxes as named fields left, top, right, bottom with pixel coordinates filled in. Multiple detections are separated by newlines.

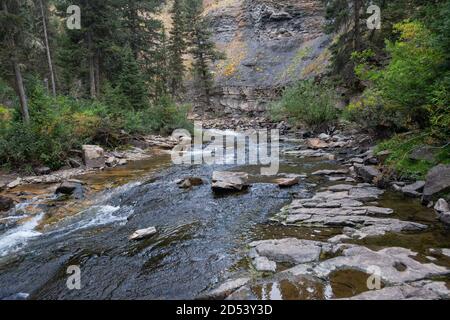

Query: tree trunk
left=39, top=0, right=56, bottom=96
left=13, top=59, right=30, bottom=123
left=87, top=32, right=96, bottom=99
left=3, top=1, right=30, bottom=123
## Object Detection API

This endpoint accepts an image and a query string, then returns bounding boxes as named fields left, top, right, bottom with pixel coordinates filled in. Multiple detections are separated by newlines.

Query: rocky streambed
left=0, top=128, right=449, bottom=300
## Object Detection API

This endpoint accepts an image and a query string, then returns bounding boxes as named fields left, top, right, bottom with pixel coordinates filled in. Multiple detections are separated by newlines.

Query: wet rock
left=347, top=281, right=450, bottom=300
left=0, top=196, right=14, bottom=212
left=55, top=180, right=84, bottom=198
left=129, top=226, right=157, bottom=241
left=2, top=292, right=30, bottom=300
left=201, top=278, right=250, bottom=300
left=402, top=181, right=425, bottom=198
left=7, top=178, right=22, bottom=189
left=33, top=166, right=51, bottom=176
left=275, top=177, right=299, bottom=188
left=82, top=145, right=105, bottom=168
left=212, top=171, right=249, bottom=192
left=354, top=165, right=381, bottom=183
left=422, top=164, right=450, bottom=203
left=249, top=238, right=330, bottom=265
left=178, top=177, right=204, bottom=189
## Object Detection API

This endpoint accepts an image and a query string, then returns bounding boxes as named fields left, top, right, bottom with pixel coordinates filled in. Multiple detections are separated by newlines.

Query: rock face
left=196, top=0, right=329, bottom=115
left=211, top=171, right=249, bottom=192
left=0, top=196, right=14, bottom=212
left=434, top=198, right=450, bottom=225
left=82, top=145, right=105, bottom=168
left=422, top=164, right=450, bottom=202
left=129, top=227, right=157, bottom=241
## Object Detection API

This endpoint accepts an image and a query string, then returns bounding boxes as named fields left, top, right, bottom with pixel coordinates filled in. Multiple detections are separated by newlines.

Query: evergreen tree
left=189, top=15, right=224, bottom=112
left=167, top=0, right=187, bottom=98
left=0, top=0, right=33, bottom=123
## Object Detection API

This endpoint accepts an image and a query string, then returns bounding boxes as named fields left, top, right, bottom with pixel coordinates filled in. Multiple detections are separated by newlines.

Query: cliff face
left=200, top=0, right=330, bottom=115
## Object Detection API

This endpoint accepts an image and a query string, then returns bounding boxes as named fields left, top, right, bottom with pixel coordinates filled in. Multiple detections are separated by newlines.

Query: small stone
left=129, top=226, right=157, bottom=241
left=434, top=199, right=449, bottom=213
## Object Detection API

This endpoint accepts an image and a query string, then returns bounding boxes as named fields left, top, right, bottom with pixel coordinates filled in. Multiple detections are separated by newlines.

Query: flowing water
left=0, top=136, right=449, bottom=300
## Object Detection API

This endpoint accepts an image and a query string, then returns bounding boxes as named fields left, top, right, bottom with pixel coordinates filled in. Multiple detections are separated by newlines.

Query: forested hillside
left=0, top=0, right=219, bottom=170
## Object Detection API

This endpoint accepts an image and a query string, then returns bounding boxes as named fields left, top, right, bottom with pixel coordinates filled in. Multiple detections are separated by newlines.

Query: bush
left=342, top=89, right=403, bottom=135
left=269, top=80, right=340, bottom=131
left=375, top=132, right=450, bottom=180
left=351, top=21, right=447, bottom=132
left=0, top=86, right=192, bottom=170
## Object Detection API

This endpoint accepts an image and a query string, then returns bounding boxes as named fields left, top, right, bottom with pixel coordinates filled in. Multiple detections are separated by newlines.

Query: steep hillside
left=200, top=0, right=330, bottom=115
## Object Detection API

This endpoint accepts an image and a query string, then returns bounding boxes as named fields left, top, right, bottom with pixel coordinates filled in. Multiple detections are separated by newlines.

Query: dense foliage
left=0, top=0, right=219, bottom=170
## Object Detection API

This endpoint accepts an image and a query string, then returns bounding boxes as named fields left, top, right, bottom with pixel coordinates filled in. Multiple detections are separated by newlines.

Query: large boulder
left=0, top=196, right=14, bottom=212
left=82, top=145, right=105, bottom=168
left=422, top=164, right=450, bottom=203
left=355, top=165, right=381, bottom=183
left=211, top=171, right=249, bottom=192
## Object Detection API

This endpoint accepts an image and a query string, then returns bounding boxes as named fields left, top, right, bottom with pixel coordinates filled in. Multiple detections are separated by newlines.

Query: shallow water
left=0, top=139, right=448, bottom=300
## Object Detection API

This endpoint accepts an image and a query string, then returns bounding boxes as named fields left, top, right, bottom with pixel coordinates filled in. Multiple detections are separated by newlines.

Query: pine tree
left=189, top=16, right=224, bottom=113
left=0, top=0, right=33, bottom=123
left=167, top=0, right=187, bottom=98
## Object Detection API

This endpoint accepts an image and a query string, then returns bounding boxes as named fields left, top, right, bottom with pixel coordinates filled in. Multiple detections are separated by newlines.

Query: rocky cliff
left=195, top=0, right=330, bottom=115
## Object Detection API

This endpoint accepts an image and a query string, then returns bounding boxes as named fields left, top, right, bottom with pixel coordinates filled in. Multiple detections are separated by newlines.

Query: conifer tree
left=167, top=0, right=187, bottom=98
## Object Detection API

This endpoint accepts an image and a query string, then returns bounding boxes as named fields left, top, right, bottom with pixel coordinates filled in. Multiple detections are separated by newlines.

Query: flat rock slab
left=249, top=238, right=332, bottom=265
left=212, top=171, right=249, bottom=192
left=314, top=246, right=449, bottom=285
left=201, top=277, right=250, bottom=300
left=346, top=281, right=450, bottom=300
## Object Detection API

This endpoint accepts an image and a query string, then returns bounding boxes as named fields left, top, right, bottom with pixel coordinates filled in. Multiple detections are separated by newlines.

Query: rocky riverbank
left=202, top=128, right=450, bottom=300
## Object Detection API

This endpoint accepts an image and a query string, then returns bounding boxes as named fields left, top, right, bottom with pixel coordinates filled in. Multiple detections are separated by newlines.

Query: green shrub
left=375, top=132, right=450, bottom=180
left=269, top=80, right=340, bottom=131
